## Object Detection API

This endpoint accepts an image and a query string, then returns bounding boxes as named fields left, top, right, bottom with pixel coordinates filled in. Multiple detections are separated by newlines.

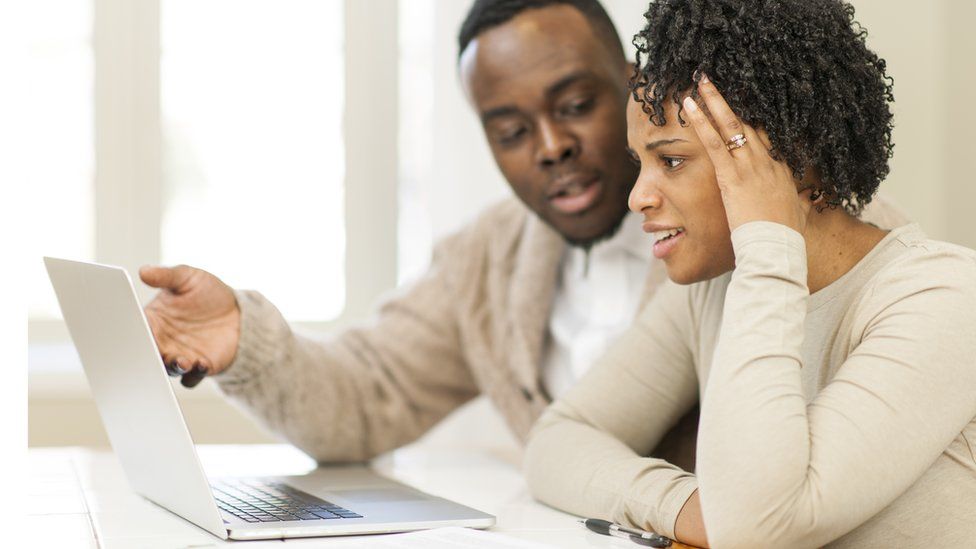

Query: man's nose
left=535, top=119, right=579, bottom=168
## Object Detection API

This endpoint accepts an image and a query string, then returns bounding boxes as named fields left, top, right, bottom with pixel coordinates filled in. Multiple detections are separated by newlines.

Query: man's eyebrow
left=645, top=138, right=687, bottom=151
left=545, top=70, right=595, bottom=99
left=479, top=71, right=596, bottom=124
left=481, top=105, right=521, bottom=125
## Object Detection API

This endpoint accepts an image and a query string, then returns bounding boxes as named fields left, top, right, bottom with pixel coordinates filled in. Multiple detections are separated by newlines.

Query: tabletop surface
left=28, top=442, right=695, bottom=549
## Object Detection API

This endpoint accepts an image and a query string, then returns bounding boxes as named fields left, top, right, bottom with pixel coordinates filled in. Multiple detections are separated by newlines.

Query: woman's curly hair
left=630, top=0, right=895, bottom=214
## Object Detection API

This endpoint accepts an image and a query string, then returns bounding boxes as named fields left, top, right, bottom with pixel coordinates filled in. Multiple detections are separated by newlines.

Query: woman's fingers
left=696, top=75, right=752, bottom=154
left=754, top=127, right=774, bottom=151
left=682, top=96, right=738, bottom=179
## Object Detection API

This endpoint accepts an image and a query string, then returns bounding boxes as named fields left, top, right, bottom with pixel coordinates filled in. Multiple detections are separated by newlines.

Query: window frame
left=28, top=0, right=399, bottom=358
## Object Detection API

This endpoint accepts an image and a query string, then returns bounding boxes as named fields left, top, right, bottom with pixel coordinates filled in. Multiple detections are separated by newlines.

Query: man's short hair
left=457, top=0, right=625, bottom=60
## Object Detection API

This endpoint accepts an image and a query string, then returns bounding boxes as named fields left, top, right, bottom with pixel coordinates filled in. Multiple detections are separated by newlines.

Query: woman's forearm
left=525, top=402, right=699, bottom=540
left=674, top=490, right=709, bottom=548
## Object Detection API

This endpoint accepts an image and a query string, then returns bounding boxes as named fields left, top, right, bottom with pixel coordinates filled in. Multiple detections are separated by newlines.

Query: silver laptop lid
left=44, top=257, right=227, bottom=539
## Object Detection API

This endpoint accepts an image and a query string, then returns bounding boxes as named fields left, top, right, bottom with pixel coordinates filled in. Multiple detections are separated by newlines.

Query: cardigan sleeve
left=214, top=230, right=480, bottom=463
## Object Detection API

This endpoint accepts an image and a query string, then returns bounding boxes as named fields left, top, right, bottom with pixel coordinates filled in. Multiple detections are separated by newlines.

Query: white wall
left=422, top=0, right=976, bottom=247
left=943, top=0, right=976, bottom=248
left=849, top=0, right=949, bottom=241
left=425, top=2, right=511, bottom=240
left=851, top=0, right=975, bottom=249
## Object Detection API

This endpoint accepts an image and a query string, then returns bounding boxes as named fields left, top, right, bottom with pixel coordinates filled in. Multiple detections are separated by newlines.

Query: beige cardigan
left=214, top=195, right=907, bottom=465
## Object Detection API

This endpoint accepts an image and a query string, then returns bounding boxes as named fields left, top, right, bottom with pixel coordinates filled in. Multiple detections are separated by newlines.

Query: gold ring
left=726, top=133, right=747, bottom=151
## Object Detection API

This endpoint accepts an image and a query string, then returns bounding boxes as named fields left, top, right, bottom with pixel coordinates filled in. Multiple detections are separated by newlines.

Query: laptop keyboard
left=212, top=479, right=363, bottom=523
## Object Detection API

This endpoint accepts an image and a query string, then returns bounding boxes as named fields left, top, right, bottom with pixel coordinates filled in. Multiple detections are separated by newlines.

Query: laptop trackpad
left=332, top=488, right=431, bottom=503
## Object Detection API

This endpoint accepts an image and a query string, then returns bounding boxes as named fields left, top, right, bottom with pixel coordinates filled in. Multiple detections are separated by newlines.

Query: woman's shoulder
left=859, top=224, right=976, bottom=314
left=875, top=224, right=976, bottom=284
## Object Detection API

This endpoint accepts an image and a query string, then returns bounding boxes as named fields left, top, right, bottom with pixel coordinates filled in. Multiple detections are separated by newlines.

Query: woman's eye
left=627, top=152, right=641, bottom=167
left=663, top=157, right=684, bottom=169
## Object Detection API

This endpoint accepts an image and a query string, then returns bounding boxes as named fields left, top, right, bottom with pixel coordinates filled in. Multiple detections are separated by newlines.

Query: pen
left=580, top=518, right=673, bottom=547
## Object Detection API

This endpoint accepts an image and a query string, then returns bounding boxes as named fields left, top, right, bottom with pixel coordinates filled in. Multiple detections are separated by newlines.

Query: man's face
left=459, top=5, right=637, bottom=246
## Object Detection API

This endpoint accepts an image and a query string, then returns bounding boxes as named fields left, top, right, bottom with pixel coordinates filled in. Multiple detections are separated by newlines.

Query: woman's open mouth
left=650, top=227, right=685, bottom=259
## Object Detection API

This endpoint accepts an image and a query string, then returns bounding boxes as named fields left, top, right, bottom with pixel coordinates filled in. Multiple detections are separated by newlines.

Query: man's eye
left=663, top=157, right=684, bottom=169
left=560, top=98, right=593, bottom=117
left=498, top=126, right=527, bottom=144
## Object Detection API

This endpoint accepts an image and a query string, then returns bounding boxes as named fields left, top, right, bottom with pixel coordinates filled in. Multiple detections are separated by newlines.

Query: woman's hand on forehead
left=681, top=75, right=812, bottom=234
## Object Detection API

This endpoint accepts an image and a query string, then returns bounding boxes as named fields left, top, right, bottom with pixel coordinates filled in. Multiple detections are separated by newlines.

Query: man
left=141, top=0, right=905, bottom=463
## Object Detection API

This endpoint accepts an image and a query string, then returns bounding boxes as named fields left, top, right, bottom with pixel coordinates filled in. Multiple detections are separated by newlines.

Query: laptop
left=44, top=257, right=495, bottom=540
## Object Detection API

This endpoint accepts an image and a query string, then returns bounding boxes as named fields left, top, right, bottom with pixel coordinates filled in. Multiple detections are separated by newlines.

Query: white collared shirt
left=541, top=212, right=653, bottom=399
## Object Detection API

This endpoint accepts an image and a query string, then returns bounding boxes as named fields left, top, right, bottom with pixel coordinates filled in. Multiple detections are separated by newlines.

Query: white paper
left=285, top=527, right=557, bottom=548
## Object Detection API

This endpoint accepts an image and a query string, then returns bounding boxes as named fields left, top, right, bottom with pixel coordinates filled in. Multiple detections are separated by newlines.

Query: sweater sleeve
left=525, top=279, right=700, bottom=540
left=213, top=231, right=480, bottom=463
left=697, top=221, right=976, bottom=549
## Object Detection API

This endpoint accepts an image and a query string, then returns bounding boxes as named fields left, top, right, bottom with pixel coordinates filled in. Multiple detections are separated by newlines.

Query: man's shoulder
left=438, top=197, right=534, bottom=251
left=860, top=192, right=911, bottom=230
left=427, top=197, right=564, bottom=291
left=470, top=196, right=534, bottom=234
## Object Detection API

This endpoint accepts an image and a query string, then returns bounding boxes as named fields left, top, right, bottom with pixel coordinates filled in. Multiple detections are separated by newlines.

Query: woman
left=523, top=1, right=976, bottom=548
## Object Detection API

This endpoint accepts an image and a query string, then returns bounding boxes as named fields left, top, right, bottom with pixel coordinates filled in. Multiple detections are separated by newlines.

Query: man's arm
left=142, top=226, right=483, bottom=463
left=213, top=233, right=482, bottom=463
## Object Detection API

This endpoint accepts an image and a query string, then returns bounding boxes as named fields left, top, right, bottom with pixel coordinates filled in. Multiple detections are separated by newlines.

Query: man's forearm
left=216, top=287, right=478, bottom=462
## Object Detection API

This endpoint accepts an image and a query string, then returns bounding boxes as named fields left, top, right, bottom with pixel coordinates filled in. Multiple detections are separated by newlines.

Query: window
left=27, top=0, right=400, bottom=370
left=161, top=0, right=346, bottom=320
left=397, top=0, right=435, bottom=284
left=24, top=0, right=95, bottom=321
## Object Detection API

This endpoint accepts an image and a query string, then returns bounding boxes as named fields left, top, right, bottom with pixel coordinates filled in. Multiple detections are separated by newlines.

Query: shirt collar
left=562, top=211, right=652, bottom=278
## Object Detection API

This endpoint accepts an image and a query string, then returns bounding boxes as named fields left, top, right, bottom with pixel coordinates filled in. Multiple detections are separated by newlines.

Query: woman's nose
left=629, top=174, right=662, bottom=214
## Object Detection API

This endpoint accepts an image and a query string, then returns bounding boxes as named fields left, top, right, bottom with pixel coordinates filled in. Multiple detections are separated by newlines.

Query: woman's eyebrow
left=645, top=138, right=687, bottom=151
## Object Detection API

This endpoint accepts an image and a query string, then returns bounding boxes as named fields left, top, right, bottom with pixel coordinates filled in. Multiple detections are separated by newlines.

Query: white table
left=28, top=442, right=654, bottom=548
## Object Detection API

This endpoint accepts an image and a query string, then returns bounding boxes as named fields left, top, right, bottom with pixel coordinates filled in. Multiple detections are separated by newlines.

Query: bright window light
left=161, top=0, right=346, bottom=321
left=24, top=0, right=95, bottom=320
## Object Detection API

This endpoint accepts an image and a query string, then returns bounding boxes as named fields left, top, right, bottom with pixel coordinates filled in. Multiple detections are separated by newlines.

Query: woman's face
left=626, top=94, right=736, bottom=284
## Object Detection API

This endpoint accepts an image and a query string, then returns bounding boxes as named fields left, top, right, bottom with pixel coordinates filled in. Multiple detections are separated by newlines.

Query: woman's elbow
left=707, top=529, right=815, bottom=549
left=703, top=503, right=819, bottom=549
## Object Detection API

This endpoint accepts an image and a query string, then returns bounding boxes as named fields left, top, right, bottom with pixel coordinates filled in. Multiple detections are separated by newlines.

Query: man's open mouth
left=548, top=175, right=602, bottom=215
